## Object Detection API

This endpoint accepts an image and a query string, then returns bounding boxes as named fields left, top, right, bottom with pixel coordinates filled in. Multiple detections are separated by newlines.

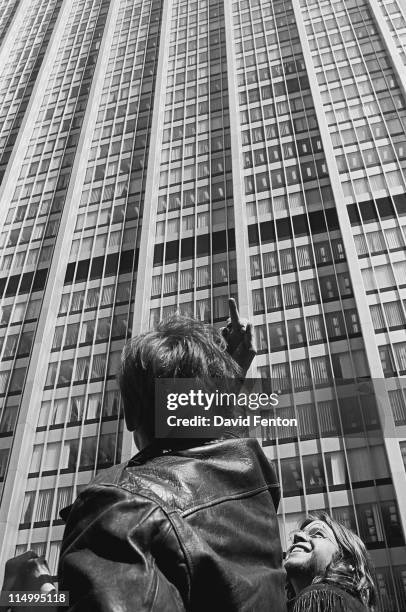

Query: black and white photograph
left=0, top=0, right=405, bottom=609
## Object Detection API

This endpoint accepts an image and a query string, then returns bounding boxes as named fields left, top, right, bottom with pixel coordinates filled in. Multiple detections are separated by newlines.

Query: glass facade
left=0, top=0, right=63, bottom=184
left=3, top=0, right=164, bottom=573
left=0, top=0, right=405, bottom=609
left=377, top=0, right=406, bottom=67
left=146, top=0, right=237, bottom=328
left=0, top=0, right=20, bottom=47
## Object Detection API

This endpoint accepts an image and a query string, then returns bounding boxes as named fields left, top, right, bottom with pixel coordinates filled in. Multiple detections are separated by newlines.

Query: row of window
left=44, top=351, right=121, bottom=389
left=281, top=498, right=404, bottom=549
left=52, top=313, right=130, bottom=351
left=29, top=430, right=122, bottom=477
left=257, top=349, right=369, bottom=389
left=348, top=194, right=406, bottom=227
left=362, top=261, right=406, bottom=293
left=261, top=392, right=379, bottom=439
left=380, top=342, right=406, bottom=375
left=274, top=446, right=389, bottom=496
left=37, top=389, right=121, bottom=429
left=250, top=240, right=345, bottom=278
left=149, top=291, right=238, bottom=327
left=252, top=273, right=353, bottom=312
left=257, top=309, right=360, bottom=352
left=151, top=259, right=236, bottom=296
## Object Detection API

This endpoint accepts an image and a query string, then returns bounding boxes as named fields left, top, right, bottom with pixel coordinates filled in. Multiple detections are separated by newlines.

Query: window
left=347, top=446, right=389, bottom=483
left=3, top=334, right=19, bottom=358
left=307, top=316, right=326, bottom=343
left=332, top=506, right=356, bottom=531
left=280, top=458, right=303, bottom=496
left=86, top=394, right=101, bottom=420
left=0, top=404, right=17, bottom=432
left=255, top=325, right=268, bottom=352
left=302, top=454, right=326, bottom=493
left=57, top=361, right=73, bottom=386
left=268, top=322, right=287, bottom=350
left=97, top=433, right=116, bottom=468
left=69, top=397, right=85, bottom=423
left=311, top=356, right=332, bottom=386
left=43, top=442, right=61, bottom=472
left=297, top=245, right=313, bottom=269
left=382, top=502, right=405, bottom=546
left=263, top=251, right=278, bottom=275
left=34, top=489, right=54, bottom=524
left=86, top=288, right=100, bottom=309
left=280, top=248, right=296, bottom=272
left=250, top=255, right=261, bottom=278
left=319, top=275, right=338, bottom=300
left=325, top=312, right=345, bottom=338
left=292, top=359, right=311, bottom=390
left=51, top=399, right=67, bottom=425
left=92, top=354, right=107, bottom=380
left=71, top=290, right=85, bottom=312
left=301, top=279, right=319, bottom=304
left=265, top=285, right=283, bottom=310
left=283, top=282, right=301, bottom=308
left=0, top=448, right=9, bottom=479
left=20, top=491, right=35, bottom=525
left=325, top=452, right=348, bottom=487
left=80, top=320, right=95, bottom=344
left=297, top=404, right=318, bottom=439
left=96, top=317, right=110, bottom=341
left=271, top=362, right=291, bottom=394
left=65, top=323, right=79, bottom=347
left=394, top=342, right=406, bottom=372
left=79, top=436, right=97, bottom=470
left=380, top=345, right=396, bottom=376
left=54, top=486, right=72, bottom=522
left=287, top=319, right=306, bottom=347
left=357, top=503, right=384, bottom=545
left=389, top=390, right=406, bottom=424
left=102, top=390, right=120, bottom=418
left=74, top=358, right=89, bottom=383
left=384, top=301, right=405, bottom=328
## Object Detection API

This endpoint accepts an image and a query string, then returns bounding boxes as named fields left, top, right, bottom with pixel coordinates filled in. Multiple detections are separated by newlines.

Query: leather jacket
left=59, top=437, right=286, bottom=612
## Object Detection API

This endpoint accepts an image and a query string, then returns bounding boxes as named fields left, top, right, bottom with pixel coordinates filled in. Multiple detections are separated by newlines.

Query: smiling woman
left=285, top=512, right=377, bottom=612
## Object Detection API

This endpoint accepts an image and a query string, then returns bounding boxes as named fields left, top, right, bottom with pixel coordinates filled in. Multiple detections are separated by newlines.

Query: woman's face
left=284, top=520, right=340, bottom=582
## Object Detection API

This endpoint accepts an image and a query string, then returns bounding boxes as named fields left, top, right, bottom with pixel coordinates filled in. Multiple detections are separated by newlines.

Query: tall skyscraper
left=0, top=0, right=406, bottom=608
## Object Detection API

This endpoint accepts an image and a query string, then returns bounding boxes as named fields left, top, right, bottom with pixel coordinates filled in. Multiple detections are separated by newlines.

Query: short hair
left=118, top=315, right=241, bottom=435
left=292, top=512, right=377, bottom=609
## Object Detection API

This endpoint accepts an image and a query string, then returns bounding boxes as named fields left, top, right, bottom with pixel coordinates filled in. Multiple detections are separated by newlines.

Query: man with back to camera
left=57, top=300, right=287, bottom=611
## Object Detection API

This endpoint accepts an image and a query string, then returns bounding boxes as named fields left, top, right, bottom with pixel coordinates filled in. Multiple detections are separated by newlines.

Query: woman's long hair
left=287, top=511, right=378, bottom=610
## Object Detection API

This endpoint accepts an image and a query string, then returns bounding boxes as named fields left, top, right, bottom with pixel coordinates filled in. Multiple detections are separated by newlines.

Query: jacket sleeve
left=290, top=588, right=362, bottom=612
left=58, top=485, right=186, bottom=612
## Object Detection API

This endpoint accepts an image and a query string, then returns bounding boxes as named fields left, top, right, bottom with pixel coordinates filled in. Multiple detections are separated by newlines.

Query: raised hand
left=221, top=298, right=256, bottom=375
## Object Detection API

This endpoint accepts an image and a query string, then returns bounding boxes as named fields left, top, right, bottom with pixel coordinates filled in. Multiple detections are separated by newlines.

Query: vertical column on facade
left=0, top=0, right=118, bottom=568
left=130, top=0, right=172, bottom=334
left=123, top=0, right=171, bottom=460
left=223, top=1, right=252, bottom=323
left=292, top=0, right=406, bottom=540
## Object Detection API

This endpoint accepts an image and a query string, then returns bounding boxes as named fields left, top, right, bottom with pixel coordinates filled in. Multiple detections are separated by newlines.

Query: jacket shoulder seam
left=181, top=483, right=278, bottom=517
